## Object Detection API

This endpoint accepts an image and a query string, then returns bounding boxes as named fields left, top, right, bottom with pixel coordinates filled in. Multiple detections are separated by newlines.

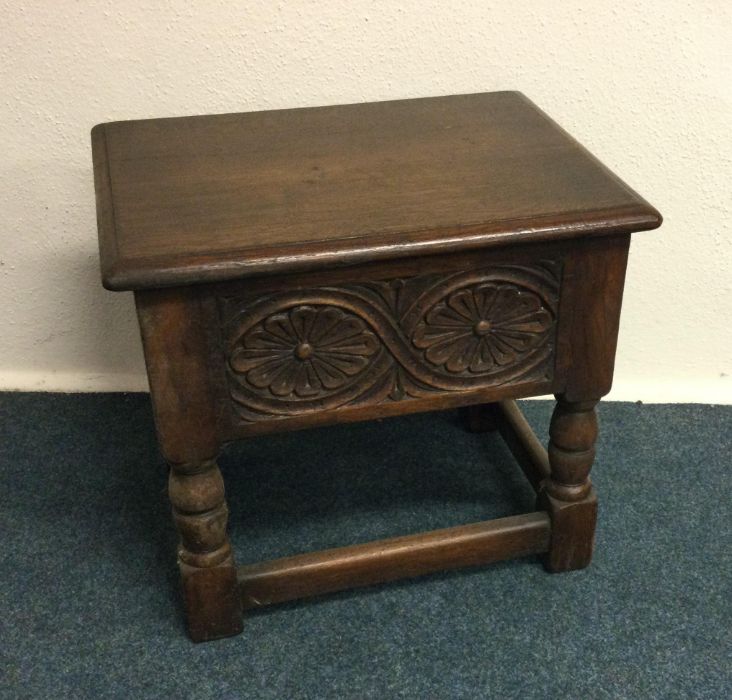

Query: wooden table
left=92, top=91, right=661, bottom=642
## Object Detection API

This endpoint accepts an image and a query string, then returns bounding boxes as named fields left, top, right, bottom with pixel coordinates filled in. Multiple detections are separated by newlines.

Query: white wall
left=1, top=1, right=730, bottom=403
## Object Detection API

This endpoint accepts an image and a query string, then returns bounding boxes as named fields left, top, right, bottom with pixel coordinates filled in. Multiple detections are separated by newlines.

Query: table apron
left=135, top=234, right=630, bottom=452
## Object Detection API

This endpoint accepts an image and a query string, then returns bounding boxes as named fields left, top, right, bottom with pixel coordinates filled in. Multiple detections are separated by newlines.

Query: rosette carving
left=412, top=283, right=553, bottom=374
left=230, top=306, right=380, bottom=399
left=219, top=261, right=560, bottom=424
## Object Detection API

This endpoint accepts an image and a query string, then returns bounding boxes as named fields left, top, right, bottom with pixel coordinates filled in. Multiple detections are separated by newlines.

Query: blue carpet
left=0, top=394, right=730, bottom=699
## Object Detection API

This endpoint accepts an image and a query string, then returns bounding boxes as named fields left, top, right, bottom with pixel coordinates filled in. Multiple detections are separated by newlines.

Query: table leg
left=539, top=395, right=599, bottom=572
left=168, top=457, right=243, bottom=642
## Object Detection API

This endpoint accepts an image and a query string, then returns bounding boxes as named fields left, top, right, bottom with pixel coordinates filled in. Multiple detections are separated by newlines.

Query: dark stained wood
left=92, top=91, right=662, bottom=640
left=135, top=289, right=242, bottom=641
left=540, top=396, right=599, bottom=571
left=225, top=379, right=553, bottom=440
left=135, top=287, right=220, bottom=463
left=494, top=400, right=551, bottom=492
left=200, top=242, right=565, bottom=439
left=92, top=91, right=661, bottom=290
left=545, top=397, right=598, bottom=502
left=208, top=241, right=565, bottom=439
left=167, top=458, right=242, bottom=642
left=539, top=489, right=598, bottom=573
left=557, top=234, right=631, bottom=401
left=180, top=561, right=242, bottom=643
left=238, top=513, right=551, bottom=609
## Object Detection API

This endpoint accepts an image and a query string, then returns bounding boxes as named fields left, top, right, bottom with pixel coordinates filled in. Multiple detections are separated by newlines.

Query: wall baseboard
left=0, top=372, right=729, bottom=404
left=0, top=371, right=150, bottom=393
left=602, top=378, right=731, bottom=405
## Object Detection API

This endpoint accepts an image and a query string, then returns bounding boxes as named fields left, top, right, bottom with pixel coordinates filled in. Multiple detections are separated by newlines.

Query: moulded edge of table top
left=91, top=92, right=662, bottom=291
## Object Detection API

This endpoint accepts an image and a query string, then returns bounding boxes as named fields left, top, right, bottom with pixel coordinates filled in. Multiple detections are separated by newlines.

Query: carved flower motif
left=413, top=283, right=552, bottom=374
left=230, top=306, right=380, bottom=397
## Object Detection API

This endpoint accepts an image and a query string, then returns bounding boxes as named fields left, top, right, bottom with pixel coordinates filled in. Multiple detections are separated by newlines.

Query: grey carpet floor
left=0, top=393, right=730, bottom=699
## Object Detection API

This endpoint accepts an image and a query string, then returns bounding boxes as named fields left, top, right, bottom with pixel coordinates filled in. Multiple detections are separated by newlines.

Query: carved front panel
left=217, top=262, right=560, bottom=424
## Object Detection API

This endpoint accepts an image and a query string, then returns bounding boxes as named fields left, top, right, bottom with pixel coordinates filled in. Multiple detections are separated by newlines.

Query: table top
left=92, top=91, right=661, bottom=290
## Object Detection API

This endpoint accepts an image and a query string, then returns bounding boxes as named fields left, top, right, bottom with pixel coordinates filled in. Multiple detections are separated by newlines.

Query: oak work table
left=92, top=91, right=662, bottom=642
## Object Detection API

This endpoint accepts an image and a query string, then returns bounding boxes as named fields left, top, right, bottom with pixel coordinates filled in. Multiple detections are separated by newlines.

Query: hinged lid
left=92, top=91, right=661, bottom=290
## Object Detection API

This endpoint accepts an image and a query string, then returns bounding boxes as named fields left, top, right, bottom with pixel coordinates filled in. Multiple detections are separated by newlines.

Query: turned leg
left=459, top=403, right=499, bottom=433
left=168, top=458, right=243, bottom=642
left=539, top=396, right=599, bottom=572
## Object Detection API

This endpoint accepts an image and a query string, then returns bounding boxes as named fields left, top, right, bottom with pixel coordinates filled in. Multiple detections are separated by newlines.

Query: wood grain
left=495, top=399, right=551, bottom=492
left=218, top=261, right=560, bottom=427
left=92, top=92, right=663, bottom=641
left=134, top=287, right=220, bottom=463
left=540, top=396, right=600, bottom=571
left=92, top=91, right=661, bottom=290
left=238, top=512, right=550, bottom=609
left=558, top=234, right=632, bottom=401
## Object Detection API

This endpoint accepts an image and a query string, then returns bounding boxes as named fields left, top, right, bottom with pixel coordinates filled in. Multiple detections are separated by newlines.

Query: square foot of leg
left=538, top=487, right=597, bottom=573
left=180, top=562, right=243, bottom=642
